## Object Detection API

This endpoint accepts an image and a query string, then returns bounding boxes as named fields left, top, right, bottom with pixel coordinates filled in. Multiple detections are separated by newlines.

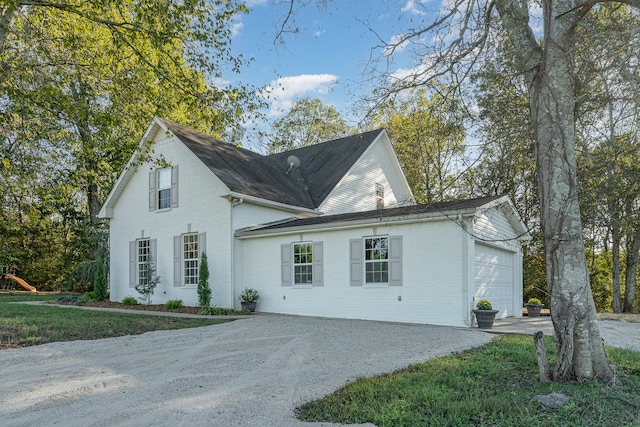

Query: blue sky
left=226, top=0, right=425, bottom=148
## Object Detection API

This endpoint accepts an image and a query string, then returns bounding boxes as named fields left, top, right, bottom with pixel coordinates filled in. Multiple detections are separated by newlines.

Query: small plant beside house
left=239, top=288, right=259, bottom=312
left=135, top=254, right=160, bottom=305
left=473, top=299, right=499, bottom=329
left=164, top=299, right=184, bottom=310
left=121, top=296, right=138, bottom=306
left=198, top=252, right=212, bottom=307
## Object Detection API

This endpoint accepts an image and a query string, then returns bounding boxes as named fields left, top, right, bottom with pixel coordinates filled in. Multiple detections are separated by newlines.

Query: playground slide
left=2, top=273, right=36, bottom=292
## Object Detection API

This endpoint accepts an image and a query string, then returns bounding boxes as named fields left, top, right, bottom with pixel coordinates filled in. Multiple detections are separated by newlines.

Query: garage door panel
left=475, top=244, right=514, bottom=317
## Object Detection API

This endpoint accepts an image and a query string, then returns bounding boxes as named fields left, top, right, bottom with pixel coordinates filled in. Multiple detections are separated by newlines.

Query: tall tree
left=361, top=0, right=640, bottom=382
left=370, top=88, right=466, bottom=203
left=0, top=1, right=260, bottom=289
left=267, top=97, right=350, bottom=153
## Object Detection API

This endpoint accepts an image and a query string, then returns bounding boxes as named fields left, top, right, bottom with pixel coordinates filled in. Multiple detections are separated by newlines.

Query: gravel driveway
left=1, top=315, right=637, bottom=427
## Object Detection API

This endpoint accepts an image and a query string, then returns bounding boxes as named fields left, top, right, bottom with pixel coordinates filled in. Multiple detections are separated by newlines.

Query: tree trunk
left=624, top=225, right=640, bottom=313
left=496, top=0, right=616, bottom=382
left=611, top=219, right=622, bottom=313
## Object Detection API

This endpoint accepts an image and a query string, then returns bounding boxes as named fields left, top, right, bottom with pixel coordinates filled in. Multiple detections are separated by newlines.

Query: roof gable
left=163, top=119, right=384, bottom=210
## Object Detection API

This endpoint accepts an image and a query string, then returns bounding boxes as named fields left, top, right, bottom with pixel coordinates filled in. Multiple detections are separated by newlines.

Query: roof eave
left=229, top=192, right=322, bottom=216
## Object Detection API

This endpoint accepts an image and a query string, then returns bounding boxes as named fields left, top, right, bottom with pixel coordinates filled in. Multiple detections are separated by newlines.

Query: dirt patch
left=597, top=312, right=640, bottom=323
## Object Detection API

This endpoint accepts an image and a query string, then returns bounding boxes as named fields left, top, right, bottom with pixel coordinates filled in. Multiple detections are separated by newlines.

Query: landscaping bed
left=51, top=299, right=203, bottom=314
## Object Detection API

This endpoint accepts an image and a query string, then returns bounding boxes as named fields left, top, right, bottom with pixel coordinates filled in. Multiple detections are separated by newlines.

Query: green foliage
left=239, top=288, right=259, bottom=303
left=121, top=296, right=138, bottom=306
left=0, top=0, right=261, bottom=293
left=199, top=306, right=249, bottom=315
left=370, top=87, right=466, bottom=203
left=296, top=335, right=640, bottom=426
left=83, top=292, right=96, bottom=301
left=164, top=299, right=184, bottom=310
left=93, top=254, right=108, bottom=301
left=135, top=254, right=160, bottom=305
left=197, top=252, right=212, bottom=307
left=267, top=98, right=351, bottom=153
left=526, top=298, right=542, bottom=306
left=57, top=295, right=85, bottom=304
left=475, top=299, right=492, bottom=310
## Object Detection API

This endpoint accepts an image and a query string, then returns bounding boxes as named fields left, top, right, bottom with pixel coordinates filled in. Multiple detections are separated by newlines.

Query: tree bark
left=624, top=225, right=640, bottom=313
left=496, top=0, right=616, bottom=382
left=611, top=218, right=622, bottom=313
left=534, top=331, right=552, bottom=383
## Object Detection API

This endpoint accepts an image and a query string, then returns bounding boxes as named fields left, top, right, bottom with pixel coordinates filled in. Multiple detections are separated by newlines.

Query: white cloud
left=230, top=21, right=244, bottom=38
left=401, top=0, right=426, bottom=15
left=383, top=33, right=409, bottom=56
left=261, top=74, right=339, bottom=116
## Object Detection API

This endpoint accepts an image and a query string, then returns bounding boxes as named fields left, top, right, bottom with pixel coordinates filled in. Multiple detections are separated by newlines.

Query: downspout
left=230, top=197, right=243, bottom=308
left=460, top=213, right=472, bottom=327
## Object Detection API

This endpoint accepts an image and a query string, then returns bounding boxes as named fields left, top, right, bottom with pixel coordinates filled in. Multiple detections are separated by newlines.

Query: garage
left=474, top=243, right=516, bottom=318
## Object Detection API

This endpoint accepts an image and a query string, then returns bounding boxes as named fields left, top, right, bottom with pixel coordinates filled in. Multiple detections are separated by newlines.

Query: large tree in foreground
left=363, top=0, right=640, bottom=382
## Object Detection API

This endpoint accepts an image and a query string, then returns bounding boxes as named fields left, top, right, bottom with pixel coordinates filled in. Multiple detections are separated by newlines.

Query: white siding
left=319, top=137, right=413, bottom=214
left=109, top=133, right=234, bottom=307
left=473, top=207, right=520, bottom=251
left=238, top=219, right=469, bottom=326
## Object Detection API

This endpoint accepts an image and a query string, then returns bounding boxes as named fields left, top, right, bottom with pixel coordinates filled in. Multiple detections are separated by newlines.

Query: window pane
left=293, top=242, right=313, bottom=284
left=158, top=168, right=171, bottom=189
left=183, top=234, right=199, bottom=286
left=364, top=237, right=389, bottom=283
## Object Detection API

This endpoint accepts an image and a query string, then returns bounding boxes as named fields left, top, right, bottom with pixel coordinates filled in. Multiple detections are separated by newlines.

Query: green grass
left=296, top=335, right=640, bottom=427
left=0, top=293, right=229, bottom=349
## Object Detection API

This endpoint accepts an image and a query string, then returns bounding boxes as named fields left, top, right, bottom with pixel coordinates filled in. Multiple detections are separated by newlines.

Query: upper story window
left=375, top=183, right=384, bottom=209
left=157, top=168, right=172, bottom=209
left=149, top=166, right=178, bottom=211
left=365, top=237, right=388, bottom=283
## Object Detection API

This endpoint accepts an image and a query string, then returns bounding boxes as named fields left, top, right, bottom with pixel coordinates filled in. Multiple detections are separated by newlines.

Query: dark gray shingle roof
left=236, top=195, right=505, bottom=235
left=161, top=119, right=382, bottom=210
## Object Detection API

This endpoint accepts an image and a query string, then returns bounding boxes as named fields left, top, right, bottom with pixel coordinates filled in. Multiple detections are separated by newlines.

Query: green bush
left=83, top=291, right=96, bottom=301
left=199, top=306, right=250, bottom=315
left=93, top=254, right=109, bottom=301
left=198, top=252, right=212, bottom=307
left=164, top=299, right=184, bottom=310
left=57, top=295, right=85, bottom=304
left=121, top=296, right=138, bottom=306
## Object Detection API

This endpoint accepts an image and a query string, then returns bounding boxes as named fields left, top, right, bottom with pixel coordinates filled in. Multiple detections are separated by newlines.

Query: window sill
left=292, top=284, right=313, bottom=289
left=363, top=283, right=389, bottom=289
left=155, top=208, right=172, bottom=213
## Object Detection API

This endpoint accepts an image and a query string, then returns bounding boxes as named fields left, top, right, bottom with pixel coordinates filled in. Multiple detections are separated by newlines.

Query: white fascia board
left=378, top=129, right=415, bottom=204
left=227, top=192, right=322, bottom=216
left=98, top=117, right=169, bottom=219
left=235, top=208, right=476, bottom=239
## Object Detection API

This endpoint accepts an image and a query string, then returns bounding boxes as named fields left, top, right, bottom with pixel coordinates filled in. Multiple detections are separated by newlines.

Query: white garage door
left=475, top=243, right=514, bottom=318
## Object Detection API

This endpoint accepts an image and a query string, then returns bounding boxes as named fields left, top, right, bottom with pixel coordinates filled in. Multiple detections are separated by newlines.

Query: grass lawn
left=0, top=293, right=230, bottom=349
left=296, top=334, right=640, bottom=427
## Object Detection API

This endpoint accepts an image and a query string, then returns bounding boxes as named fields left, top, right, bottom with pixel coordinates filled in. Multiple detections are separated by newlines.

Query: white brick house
left=99, top=117, right=529, bottom=327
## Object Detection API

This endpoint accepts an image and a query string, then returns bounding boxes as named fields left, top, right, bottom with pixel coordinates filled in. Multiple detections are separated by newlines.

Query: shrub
left=527, top=297, right=542, bottom=305
left=164, top=299, right=184, bottom=310
left=83, top=291, right=96, bottom=301
left=57, top=295, right=84, bottom=304
left=135, top=254, right=160, bottom=305
left=198, top=252, right=212, bottom=307
left=93, top=254, right=109, bottom=301
left=121, top=296, right=138, bottom=306
left=476, top=299, right=493, bottom=310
